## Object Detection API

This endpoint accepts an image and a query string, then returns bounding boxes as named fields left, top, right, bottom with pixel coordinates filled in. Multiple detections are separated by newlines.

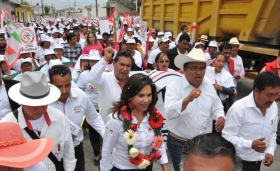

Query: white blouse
left=100, top=113, right=168, bottom=171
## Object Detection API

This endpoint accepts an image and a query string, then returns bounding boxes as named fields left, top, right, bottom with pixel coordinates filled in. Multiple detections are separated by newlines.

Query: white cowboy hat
left=199, top=35, right=208, bottom=41
left=174, top=48, right=213, bottom=69
left=229, top=37, right=239, bottom=44
left=8, top=72, right=60, bottom=106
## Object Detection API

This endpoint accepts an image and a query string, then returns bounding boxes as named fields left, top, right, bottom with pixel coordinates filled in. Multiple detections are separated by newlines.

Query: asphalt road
left=83, top=77, right=280, bottom=171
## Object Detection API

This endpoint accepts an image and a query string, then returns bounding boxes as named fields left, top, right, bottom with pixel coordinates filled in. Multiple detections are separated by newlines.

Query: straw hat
left=0, top=122, right=54, bottom=168
left=174, top=48, right=213, bottom=69
left=199, top=35, right=208, bottom=41
left=229, top=37, right=239, bottom=44
left=8, top=72, right=61, bottom=106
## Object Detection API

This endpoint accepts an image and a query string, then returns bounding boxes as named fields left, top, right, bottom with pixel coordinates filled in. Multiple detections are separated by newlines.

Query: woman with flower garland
left=100, top=74, right=169, bottom=171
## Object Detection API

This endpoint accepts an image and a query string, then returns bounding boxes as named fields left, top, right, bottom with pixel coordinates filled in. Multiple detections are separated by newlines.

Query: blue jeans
left=167, top=133, right=188, bottom=171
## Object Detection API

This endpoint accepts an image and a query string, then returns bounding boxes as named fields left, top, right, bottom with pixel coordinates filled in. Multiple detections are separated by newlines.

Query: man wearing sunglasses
left=164, top=48, right=225, bottom=171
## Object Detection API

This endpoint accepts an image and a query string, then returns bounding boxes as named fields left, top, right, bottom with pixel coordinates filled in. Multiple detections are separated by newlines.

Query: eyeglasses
left=159, top=60, right=170, bottom=63
left=186, top=66, right=206, bottom=72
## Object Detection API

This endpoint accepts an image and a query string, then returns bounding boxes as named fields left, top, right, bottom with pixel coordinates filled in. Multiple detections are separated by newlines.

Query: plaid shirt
left=63, top=43, right=82, bottom=62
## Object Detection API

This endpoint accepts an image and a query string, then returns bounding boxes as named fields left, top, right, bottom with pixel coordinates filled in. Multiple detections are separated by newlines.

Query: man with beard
left=222, top=71, right=280, bottom=171
left=0, top=35, right=6, bottom=55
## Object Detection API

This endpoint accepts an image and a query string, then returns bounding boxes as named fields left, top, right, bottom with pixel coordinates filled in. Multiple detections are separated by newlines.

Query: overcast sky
left=29, top=0, right=107, bottom=10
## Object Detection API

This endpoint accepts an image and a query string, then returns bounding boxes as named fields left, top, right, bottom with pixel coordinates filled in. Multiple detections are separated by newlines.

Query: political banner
left=18, top=27, right=38, bottom=53
left=99, top=18, right=110, bottom=35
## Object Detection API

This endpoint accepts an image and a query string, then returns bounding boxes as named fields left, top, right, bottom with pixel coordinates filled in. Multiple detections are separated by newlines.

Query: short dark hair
left=106, top=41, right=114, bottom=47
left=102, top=32, right=109, bottom=37
left=183, top=133, right=241, bottom=171
left=180, top=25, right=187, bottom=31
left=66, top=33, right=76, bottom=42
left=253, top=71, right=280, bottom=92
left=113, top=50, right=133, bottom=63
left=110, top=73, right=158, bottom=120
left=179, top=33, right=190, bottom=42
left=219, top=42, right=232, bottom=52
left=212, top=51, right=225, bottom=60
left=73, top=29, right=80, bottom=34
left=48, top=65, right=71, bottom=83
left=0, top=35, right=5, bottom=40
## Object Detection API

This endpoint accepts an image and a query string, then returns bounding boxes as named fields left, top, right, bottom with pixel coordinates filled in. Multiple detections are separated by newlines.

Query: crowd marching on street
left=0, top=8, right=280, bottom=171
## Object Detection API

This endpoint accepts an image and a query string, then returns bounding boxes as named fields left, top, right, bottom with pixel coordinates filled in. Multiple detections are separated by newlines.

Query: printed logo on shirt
left=73, top=105, right=82, bottom=114
left=106, top=126, right=114, bottom=134
left=87, top=82, right=97, bottom=91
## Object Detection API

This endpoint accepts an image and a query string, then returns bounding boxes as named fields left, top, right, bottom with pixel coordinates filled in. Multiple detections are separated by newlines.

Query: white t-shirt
left=133, top=50, right=142, bottom=68
left=147, top=48, right=162, bottom=64
left=77, top=70, right=99, bottom=109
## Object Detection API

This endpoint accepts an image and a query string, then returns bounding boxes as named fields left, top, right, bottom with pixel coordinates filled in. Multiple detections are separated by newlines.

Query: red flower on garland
left=148, top=112, right=164, bottom=129
left=121, top=105, right=132, bottom=121
left=144, top=155, right=152, bottom=163
left=130, top=123, right=138, bottom=132
left=151, top=151, right=161, bottom=160
left=129, top=153, right=144, bottom=165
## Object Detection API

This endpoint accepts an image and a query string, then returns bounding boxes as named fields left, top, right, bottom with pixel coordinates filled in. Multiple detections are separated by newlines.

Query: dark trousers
left=242, top=160, right=261, bottom=171
left=75, top=142, right=85, bottom=171
left=111, top=163, right=153, bottom=171
left=212, top=101, right=227, bottom=134
left=167, top=133, right=188, bottom=171
left=89, top=125, right=101, bottom=156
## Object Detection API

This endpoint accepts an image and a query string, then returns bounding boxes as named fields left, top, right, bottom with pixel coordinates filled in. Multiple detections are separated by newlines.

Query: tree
left=44, top=6, right=50, bottom=14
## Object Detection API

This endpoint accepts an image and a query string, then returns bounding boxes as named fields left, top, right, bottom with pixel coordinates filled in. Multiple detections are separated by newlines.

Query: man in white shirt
left=126, top=38, right=142, bottom=69
left=14, top=58, right=33, bottom=81
left=147, top=36, right=170, bottom=69
left=53, top=43, right=71, bottom=62
left=222, top=71, right=280, bottom=171
left=1, top=72, right=76, bottom=171
left=229, top=37, right=245, bottom=91
left=49, top=64, right=105, bottom=171
left=74, top=30, right=85, bottom=50
left=175, top=25, right=189, bottom=45
left=87, top=48, right=133, bottom=123
left=164, top=48, right=225, bottom=171
left=50, top=29, right=62, bottom=49
left=142, top=38, right=155, bottom=62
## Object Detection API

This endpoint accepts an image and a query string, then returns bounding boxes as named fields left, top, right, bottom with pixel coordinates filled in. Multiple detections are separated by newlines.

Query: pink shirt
left=82, top=43, right=104, bottom=55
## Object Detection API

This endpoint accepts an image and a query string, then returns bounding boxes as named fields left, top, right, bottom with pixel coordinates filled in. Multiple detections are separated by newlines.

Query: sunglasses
left=159, top=60, right=170, bottom=63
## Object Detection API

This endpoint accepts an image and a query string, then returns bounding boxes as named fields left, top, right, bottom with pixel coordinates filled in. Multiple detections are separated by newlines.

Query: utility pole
left=74, top=0, right=76, bottom=18
left=41, top=0, right=44, bottom=17
left=69, top=0, right=70, bottom=16
left=95, top=0, right=98, bottom=17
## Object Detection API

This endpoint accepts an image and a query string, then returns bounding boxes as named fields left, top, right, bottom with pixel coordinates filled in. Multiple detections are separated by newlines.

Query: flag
left=123, top=14, right=132, bottom=28
left=146, top=28, right=153, bottom=55
left=0, top=10, right=4, bottom=29
left=113, top=9, right=124, bottom=43
left=4, top=6, right=23, bottom=69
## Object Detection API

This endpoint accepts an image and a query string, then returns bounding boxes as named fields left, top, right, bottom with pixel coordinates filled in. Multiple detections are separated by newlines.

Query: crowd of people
left=0, top=17, right=279, bottom=171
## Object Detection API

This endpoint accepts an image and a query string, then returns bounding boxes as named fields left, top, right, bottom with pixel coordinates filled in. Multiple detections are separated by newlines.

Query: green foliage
left=44, top=6, right=50, bottom=14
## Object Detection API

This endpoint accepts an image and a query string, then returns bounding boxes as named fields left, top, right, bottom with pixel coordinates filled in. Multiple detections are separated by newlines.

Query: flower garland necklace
left=121, top=105, right=164, bottom=169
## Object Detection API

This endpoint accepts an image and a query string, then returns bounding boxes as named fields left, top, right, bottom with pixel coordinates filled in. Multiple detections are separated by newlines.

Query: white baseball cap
left=208, top=41, right=218, bottom=48
left=127, top=39, right=136, bottom=44
left=53, top=43, right=64, bottom=49
left=158, top=31, right=164, bottom=36
left=127, top=28, right=133, bottom=32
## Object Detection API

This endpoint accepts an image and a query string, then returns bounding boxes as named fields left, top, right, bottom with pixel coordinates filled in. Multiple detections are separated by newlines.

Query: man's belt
left=169, top=131, right=189, bottom=142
